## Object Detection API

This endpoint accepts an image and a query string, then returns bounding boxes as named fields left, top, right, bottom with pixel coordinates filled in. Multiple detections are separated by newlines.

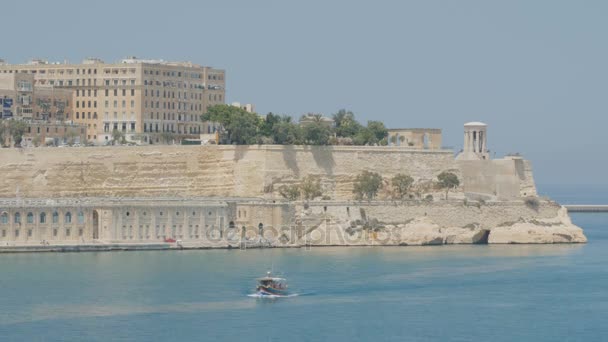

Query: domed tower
left=456, top=122, right=489, bottom=160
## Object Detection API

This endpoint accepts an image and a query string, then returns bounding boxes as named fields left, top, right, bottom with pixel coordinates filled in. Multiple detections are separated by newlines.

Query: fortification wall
left=457, top=158, right=537, bottom=199
left=0, top=145, right=457, bottom=200
left=305, top=200, right=560, bottom=229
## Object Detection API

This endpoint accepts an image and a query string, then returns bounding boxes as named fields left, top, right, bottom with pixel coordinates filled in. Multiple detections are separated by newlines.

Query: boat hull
left=256, top=286, right=289, bottom=297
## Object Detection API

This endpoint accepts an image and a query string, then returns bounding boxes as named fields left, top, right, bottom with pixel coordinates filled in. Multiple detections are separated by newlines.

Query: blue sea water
left=0, top=186, right=606, bottom=341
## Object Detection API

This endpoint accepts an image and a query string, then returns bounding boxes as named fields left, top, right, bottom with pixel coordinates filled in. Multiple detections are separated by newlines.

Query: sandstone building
left=0, top=57, right=225, bottom=144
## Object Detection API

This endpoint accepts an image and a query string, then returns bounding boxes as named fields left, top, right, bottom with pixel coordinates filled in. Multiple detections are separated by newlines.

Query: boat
left=255, top=271, right=289, bottom=297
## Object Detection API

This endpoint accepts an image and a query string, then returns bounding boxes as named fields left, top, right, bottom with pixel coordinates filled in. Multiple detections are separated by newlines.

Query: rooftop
left=464, top=121, right=487, bottom=127
left=0, top=56, right=211, bottom=69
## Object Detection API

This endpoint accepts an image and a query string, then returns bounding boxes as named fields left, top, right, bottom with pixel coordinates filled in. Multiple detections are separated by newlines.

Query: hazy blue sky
left=3, top=0, right=606, bottom=186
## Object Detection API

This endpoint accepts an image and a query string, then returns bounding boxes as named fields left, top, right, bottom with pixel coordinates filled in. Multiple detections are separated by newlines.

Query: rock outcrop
left=488, top=207, right=587, bottom=244
left=296, top=206, right=585, bottom=246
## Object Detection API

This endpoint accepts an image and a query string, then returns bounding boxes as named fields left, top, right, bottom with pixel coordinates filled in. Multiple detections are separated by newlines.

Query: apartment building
left=0, top=73, right=34, bottom=119
left=0, top=57, right=225, bottom=144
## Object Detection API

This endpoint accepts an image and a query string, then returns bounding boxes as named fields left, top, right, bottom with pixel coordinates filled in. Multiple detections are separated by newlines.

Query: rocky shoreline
left=296, top=207, right=586, bottom=247
left=0, top=206, right=585, bottom=253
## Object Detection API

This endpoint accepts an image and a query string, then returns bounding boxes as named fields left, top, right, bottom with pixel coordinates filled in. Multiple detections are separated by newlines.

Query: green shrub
left=353, top=171, right=383, bottom=200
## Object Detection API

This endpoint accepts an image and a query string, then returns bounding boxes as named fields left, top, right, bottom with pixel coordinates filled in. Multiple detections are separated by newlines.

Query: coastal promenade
left=564, top=205, right=608, bottom=213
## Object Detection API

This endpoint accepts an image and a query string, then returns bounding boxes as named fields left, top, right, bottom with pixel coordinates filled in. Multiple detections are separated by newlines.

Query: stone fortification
left=0, top=145, right=585, bottom=249
left=0, top=145, right=535, bottom=201
left=0, top=145, right=457, bottom=200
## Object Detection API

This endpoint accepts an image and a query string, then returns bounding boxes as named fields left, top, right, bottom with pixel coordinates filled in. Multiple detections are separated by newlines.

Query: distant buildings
left=0, top=57, right=226, bottom=145
left=231, top=102, right=255, bottom=113
left=387, top=128, right=442, bottom=149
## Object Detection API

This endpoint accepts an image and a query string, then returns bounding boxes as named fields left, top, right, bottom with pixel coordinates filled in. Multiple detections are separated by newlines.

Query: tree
left=353, top=171, right=383, bottom=200
left=367, top=121, right=388, bottom=142
left=111, top=129, right=126, bottom=145
left=333, top=109, right=362, bottom=138
left=352, top=121, right=388, bottom=146
left=65, top=128, right=79, bottom=145
left=353, top=128, right=375, bottom=145
left=202, top=104, right=261, bottom=144
left=259, top=112, right=281, bottom=138
left=300, top=175, right=323, bottom=200
left=0, top=122, right=7, bottom=147
left=437, top=171, right=460, bottom=200
left=391, top=174, right=414, bottom=199
left=160, top=132, right=177, bottom=144
left=32, top=134, right=42, bottom=147
left=271, top=116, right=302, bottom=144
left=8, top=120, right=28, bottom=147
left=278, top=184, right=300, bottom=201
left=302, top=121, right=331, bottom=145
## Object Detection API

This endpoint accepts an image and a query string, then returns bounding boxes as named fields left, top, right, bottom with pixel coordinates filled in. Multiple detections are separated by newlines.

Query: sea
left=0, top=184, right=606, bottom=341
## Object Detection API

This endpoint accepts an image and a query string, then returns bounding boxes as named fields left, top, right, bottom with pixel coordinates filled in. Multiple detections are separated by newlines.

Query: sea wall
left=0, top=198, right=586, bottom=247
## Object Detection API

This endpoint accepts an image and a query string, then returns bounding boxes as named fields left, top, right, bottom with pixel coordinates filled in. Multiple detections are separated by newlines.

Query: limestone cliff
left=292, top=203, right=585, bottom=246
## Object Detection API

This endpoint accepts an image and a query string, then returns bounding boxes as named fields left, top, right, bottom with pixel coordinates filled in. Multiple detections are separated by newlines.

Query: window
left=65, top=212, right=72, bottom=224
left=14, top=212, right=21, bottom=223
left=52, top=212, right=59, bottom=223
left=27, top=212, right=34, bottom=224
left=78, top=212, right=85, bottom=224
left=40, top=212, right=46, bottom=224
left=0, top=212, right=7, bottom=224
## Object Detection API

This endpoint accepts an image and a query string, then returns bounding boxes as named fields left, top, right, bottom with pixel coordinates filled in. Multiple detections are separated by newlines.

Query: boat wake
left=247, top=293, right=301, bottom=299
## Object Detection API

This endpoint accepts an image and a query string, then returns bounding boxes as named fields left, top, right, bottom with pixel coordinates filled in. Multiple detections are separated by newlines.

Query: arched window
left=0, top=212, right=8, bottom=224
left=40, top=212, right=46, bottom=224
left=65, top=212, right=72, bottom=224
left=14, top=212, right=21, bottom=224
left=52, top=212, right=59, bottom=224
left=27, top=212, right=34, bottom=224
left=77, top=212, right=85, bottom=224
left=229, top=221, right=235, bottom=229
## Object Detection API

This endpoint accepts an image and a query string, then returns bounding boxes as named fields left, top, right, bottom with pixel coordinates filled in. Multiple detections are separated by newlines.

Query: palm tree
left=332, top=109, right=354, bottom=128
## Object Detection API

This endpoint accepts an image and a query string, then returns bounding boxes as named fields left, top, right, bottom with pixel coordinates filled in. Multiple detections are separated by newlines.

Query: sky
left=2, top=0, right=607, bottom=186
